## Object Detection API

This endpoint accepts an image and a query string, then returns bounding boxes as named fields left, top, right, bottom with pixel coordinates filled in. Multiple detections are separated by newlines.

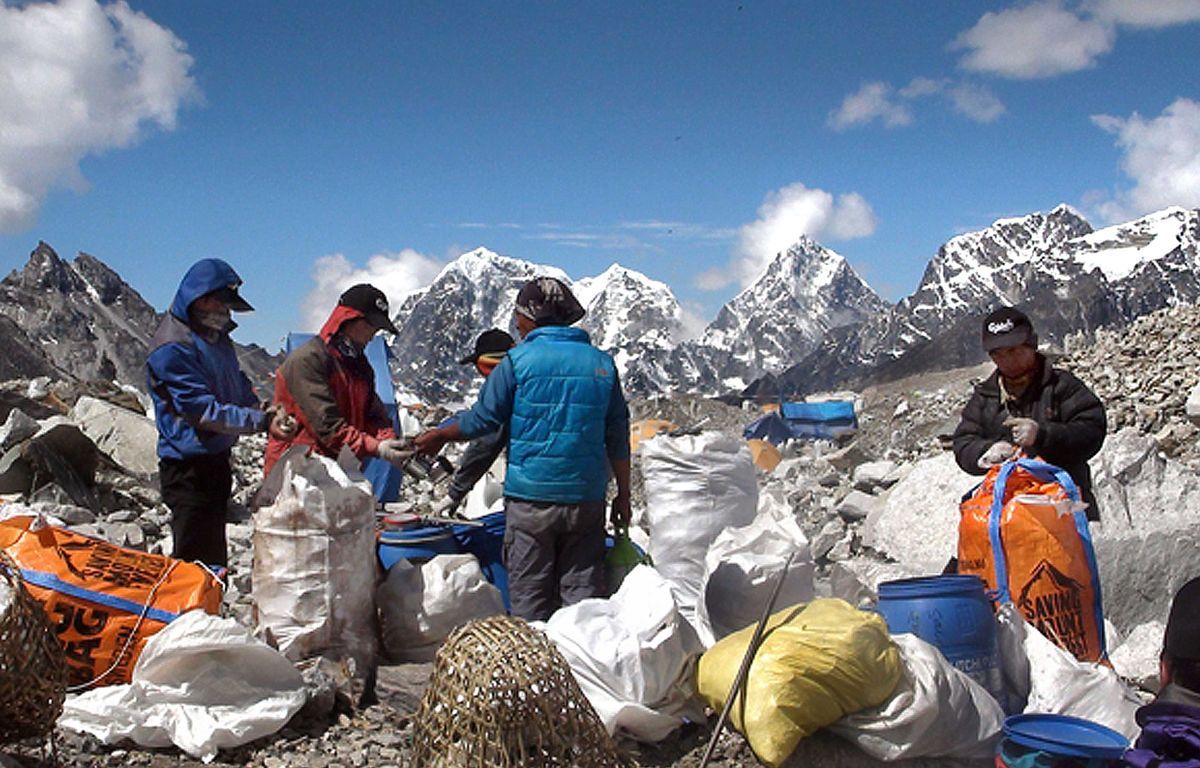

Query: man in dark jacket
left=431, top=329, right=515, bottom=518
left=264, top=284, right=406, bottom=477
left=147, top=259, right=294, bottom=569
left=952, top=307, right=1107, bottom=519
left=415, top=277, right=631, bottom=621
left=1124, top=576, right=1200, bottom=767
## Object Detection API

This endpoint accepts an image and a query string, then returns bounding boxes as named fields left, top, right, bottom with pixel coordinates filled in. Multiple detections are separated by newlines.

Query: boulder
left=852, top=460, right=901, bottom=491
left=1108, top=621, right=1165, bottom=693
left=837, top=489, right=883, bottom=522
left=1089, top=428, right=1200, bottom=632
left=811, top=518, right=845, bottom=561
left=69, top=395, right=159, bottom=476
left=1186, top=381, right=1200, bottom=425
left=860, top=453, right=975, bottom=574
left=0, top=408, right=38, bottom=450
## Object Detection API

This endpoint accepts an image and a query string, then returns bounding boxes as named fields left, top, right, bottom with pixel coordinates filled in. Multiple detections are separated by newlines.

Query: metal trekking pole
left=698, top=551, right=796, bottom=768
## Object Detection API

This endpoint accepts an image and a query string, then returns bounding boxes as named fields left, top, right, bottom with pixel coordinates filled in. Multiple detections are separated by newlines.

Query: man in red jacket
left=264, top=284, right=409, bottom=477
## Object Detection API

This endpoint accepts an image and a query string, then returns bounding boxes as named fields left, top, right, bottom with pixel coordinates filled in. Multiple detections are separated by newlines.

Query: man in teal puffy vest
left=415, top=277, right=631, bottom=621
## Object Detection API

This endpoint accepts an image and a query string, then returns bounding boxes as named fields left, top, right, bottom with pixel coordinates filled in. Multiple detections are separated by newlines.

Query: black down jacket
left=952, top=355, right=1107, bottom=520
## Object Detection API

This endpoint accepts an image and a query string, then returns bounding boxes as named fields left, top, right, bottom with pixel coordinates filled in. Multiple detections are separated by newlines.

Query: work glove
left=1003, top=417, right=1039, bottom=447
left=610, top=493, right=632, bottom=529
left=266, top=407, right=298, bottom=440
left=376, top=438, right=414, bottom=467
left=430, top=494, right=463, bottom=519
left=978, top=440, right=1017, bottom=469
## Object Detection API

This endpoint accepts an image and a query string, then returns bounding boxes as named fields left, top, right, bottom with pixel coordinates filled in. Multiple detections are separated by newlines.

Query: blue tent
left=743, top=413, right=796, bottom=446
left=285, top=333, right=403, bottom=502
left=779, top=400, right=858, bottom=440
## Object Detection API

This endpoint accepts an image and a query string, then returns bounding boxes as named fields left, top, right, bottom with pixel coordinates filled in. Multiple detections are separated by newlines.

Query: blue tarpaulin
left=743, top=413, right=797, bottom=446
left=779, top=399, right=858, bottom=440
left=285, top=333, right=402, bottom=502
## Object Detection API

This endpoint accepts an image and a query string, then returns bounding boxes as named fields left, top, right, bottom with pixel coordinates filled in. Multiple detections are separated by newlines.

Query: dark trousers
left=159, top=451, right=233, bottom=570
left=503, top=498, right=605, bottom=622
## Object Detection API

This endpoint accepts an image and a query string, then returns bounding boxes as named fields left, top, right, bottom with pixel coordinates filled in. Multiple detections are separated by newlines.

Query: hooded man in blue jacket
left=415, top=277, right=631, bottom=621
left=147, top=259, right=294, bottom=570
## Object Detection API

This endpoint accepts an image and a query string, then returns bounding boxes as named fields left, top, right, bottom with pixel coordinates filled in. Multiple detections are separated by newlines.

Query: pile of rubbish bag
left=0, top=423, right=1162, bottom=766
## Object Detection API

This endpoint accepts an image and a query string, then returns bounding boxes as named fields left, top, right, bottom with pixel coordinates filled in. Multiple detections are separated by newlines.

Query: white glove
left=431, top=495, right=463, bottom=518
left=267, top=408, right=297, bottom=440
left=978, top=440, right=1017, bottom=469
left=376, top=439, right=413, bottom=467
left=1003, top=417, right=1039, bottom=448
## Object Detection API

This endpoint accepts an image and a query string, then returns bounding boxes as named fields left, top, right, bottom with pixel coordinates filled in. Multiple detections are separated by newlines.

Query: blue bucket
left=877, top=574, right=1004, bottom=705
left=452, top=511, right=509, bottom=611
left=378, top=525, right=461, bottom=570
left=998, top=714, right=1128, bottom=766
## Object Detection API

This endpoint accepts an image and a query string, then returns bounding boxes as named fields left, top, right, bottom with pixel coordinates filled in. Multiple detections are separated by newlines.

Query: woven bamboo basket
left=411, top=615, right=631, bottom=768
left=0, top=550, right=67, bottom=744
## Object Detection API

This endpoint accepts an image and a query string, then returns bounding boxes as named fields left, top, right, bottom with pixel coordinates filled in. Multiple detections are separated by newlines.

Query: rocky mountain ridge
left=0, top=242, right=279, bottom=395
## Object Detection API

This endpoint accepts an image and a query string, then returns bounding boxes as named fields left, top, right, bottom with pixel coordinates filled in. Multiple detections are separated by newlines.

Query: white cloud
left=828, top=82, right=912, bottom=131
left=952, top=1, right=1115, bottom=79
left=302, top=249, right=444, bottom=331
left=696, top=183, right=877, bottom=290
left=1091, top=97, right=1200, bottom=221
left=949, top=82, right=1007, bottom=123
left=0, top=0, right=197, bottom=232
left=831, top=77, right=1004, bottom=129
left=1086, top=0, right=1200, bottom=28
left=676, top=301, right=709, bottom=342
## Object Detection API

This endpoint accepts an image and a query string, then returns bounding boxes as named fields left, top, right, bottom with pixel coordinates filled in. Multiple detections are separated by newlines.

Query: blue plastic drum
left=378, top=525, right=461, bottom=570
left=877, top=574, right=1004, bottom=705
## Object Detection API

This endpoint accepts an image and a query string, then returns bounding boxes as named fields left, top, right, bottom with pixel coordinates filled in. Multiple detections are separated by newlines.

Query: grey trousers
left=503, top=498, right=606, bottom=622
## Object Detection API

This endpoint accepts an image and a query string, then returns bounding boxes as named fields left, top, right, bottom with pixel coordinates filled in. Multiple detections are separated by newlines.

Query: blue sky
left=1, top=0, right=1198, bottom=349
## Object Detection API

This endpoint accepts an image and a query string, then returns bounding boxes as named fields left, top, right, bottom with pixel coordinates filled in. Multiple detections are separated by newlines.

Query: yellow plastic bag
left=697, top=598, right=901, bottom=767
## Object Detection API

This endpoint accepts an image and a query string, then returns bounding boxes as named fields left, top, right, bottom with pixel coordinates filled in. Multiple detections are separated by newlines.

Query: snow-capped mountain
left=775, top=205, right=1200, bottom=396
left=624, top=236, right=887, bottom=395
left=387, top=249, right=685, bottom=401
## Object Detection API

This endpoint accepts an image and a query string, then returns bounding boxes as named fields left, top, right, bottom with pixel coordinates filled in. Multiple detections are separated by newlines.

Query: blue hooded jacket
left=146, top=259, right=266, bottom=460
left=457, top=325, right=630, bottom=503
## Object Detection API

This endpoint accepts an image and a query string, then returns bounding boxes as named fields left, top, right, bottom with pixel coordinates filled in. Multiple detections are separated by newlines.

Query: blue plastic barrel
left=378, top=525, right=461, bottom=570
left=877, top=574, right=1004, bottom=705
left=998, top=714, right=1128, bottom=766
left=452, top=511, right=509, bottom=610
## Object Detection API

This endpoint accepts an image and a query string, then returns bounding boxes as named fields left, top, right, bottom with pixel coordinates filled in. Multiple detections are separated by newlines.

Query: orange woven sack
left=0, top=515, right=222, bottom=689
left=958, top=458, right=1107, bottom=663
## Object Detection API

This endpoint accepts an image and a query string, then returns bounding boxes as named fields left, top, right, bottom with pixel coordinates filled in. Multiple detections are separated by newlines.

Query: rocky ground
left=4, top=301, right=1200, bottom=766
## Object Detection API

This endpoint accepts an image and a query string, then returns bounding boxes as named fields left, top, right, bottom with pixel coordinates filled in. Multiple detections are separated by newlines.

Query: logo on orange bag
left=1017, top=559, right=1087, bottom=658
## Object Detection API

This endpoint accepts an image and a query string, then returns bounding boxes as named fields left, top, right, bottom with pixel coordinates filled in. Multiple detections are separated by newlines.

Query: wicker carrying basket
left=411, top=615, right=631, bottom=768
left=0, top=550, right=67, bottom=744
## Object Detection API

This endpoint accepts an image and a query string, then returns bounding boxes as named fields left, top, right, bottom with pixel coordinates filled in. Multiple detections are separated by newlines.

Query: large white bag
left=377, top=554, right=505, bottom=662
left=252, top=447, right=378, bottom=671
left=58, top=610, right=307, bottom=762
left=694, top=489, right=816, bottom=646
left=997, top=604, right=1141, bottom=739
left=540, top=565, right=706, bottom=743
left=829, top=633, right=1004, bottom=761
left=642, top=433, right=758, bottom=623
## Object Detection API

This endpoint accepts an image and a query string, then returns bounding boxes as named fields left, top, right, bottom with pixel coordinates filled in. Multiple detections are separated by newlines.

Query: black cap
left=209, top=285, right=254, bottom=313
left=459, top=329, right=515, bottom=364
left=338, top=283, right=398, bottom=334
left=1164, top=576, right=1200, bottom=661
left=515, top=276, right=586, bottom=327
left=982, top=306, right=1035, bottom=352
